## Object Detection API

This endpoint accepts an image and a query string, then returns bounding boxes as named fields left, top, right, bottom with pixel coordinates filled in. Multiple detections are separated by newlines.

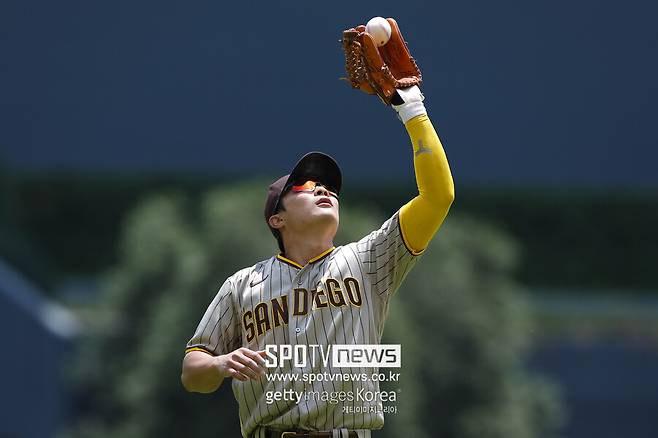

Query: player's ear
left=268, top=214, right=285, bottom=230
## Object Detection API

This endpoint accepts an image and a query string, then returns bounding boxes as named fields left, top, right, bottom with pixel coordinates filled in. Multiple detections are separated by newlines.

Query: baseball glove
left=342, top=18, right=422, bottom=105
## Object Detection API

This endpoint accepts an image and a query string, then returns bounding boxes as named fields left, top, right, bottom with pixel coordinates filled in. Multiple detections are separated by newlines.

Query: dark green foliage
left=65, top=183, right=562, bottom=438
left=453, top=189, right=658, bottom=290
left=3, top=175, right=657, bottom=290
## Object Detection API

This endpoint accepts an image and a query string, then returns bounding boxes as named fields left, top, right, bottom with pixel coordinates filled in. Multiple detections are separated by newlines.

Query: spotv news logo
left=264, top=344, right=401, bottom=368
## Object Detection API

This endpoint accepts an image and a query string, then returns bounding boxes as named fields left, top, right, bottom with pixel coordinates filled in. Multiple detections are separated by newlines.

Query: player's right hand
left=216, top=347, right=268, bottom=381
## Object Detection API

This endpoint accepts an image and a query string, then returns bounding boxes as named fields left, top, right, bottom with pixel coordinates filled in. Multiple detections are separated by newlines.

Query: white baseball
left=365, top=16, right=392, bottom=47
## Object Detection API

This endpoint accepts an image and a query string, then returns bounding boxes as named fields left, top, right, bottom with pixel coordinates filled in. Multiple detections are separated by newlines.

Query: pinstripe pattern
left=186, top=210, right=419, bottom=438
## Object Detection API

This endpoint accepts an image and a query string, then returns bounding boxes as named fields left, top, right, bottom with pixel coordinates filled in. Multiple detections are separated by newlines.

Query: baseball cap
left=264, top=151, right=342, bottom=228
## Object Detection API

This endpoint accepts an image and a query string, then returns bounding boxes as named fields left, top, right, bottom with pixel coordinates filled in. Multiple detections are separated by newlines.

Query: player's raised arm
left=342, top=17, right=454, bottom=254
left=394, top=88, right=454, bottom=254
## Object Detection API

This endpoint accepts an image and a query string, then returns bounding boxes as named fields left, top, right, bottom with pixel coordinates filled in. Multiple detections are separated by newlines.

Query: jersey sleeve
left=185, top=278, right=240, bottom=356
left=355, top=209, right=421, bottom=301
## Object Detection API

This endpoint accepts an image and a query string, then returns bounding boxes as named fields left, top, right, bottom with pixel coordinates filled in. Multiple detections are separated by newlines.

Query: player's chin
left=311, top=209, right=339, bottom=228
left=314, top=205, right=339, bottom=220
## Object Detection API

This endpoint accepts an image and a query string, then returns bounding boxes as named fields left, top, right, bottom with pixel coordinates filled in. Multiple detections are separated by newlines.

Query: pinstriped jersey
left=186, top=210, right=420, bottom=438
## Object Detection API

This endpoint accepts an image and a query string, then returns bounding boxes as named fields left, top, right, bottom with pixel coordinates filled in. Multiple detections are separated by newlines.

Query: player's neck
left=282, top=235, right=334, bottom=267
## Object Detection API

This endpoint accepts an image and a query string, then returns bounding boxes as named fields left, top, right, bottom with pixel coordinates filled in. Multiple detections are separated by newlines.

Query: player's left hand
left=341, top=17, right=422, bottom=105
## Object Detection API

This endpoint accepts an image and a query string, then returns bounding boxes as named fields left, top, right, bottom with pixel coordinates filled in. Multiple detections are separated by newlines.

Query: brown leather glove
left=342, top=18, right=422, bottom=105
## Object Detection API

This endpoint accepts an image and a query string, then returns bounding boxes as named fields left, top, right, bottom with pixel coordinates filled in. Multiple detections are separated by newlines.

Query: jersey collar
left=276, top=246, right=335, bottom=269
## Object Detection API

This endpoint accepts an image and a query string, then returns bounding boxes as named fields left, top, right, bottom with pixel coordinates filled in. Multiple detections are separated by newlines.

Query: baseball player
left=181, top=18, right=454, bottom=438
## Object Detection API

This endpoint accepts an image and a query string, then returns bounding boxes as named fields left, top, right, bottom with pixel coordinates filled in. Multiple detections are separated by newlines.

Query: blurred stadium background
left=2, top=0, right=657, bottom=437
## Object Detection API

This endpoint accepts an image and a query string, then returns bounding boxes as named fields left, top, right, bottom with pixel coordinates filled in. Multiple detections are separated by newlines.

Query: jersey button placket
left=293, top=267, right=306, bottom=338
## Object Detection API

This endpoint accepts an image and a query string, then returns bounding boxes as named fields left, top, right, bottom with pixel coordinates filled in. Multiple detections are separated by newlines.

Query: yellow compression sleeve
left=399, top=114, right=455, bottom=254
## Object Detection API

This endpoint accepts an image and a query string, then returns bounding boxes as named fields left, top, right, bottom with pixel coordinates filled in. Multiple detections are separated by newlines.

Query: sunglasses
left=289, top=180, right=339, bottom=199
left=273, top=180, right=339, bottom=215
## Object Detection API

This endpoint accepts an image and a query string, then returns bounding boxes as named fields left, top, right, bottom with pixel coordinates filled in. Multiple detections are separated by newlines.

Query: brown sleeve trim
left=184, top=346, right=216, bottom=356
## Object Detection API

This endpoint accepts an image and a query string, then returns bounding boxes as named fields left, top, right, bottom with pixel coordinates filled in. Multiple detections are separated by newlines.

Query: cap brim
left=287, top=152, right=342, bottom=194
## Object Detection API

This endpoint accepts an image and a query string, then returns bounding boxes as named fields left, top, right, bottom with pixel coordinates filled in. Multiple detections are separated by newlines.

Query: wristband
left=392, top=85, right=427, bottom=124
